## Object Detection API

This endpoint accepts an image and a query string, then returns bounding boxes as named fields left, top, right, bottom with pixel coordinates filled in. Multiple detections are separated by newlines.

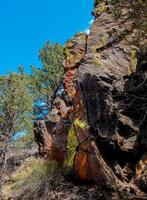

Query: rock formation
left=34, top=0, right=147, bottom=198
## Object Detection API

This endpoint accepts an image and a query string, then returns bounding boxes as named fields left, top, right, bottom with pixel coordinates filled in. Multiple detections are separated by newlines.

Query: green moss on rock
left=130, top=49, right=138, bottom=72
left=94, top=2, right=108, bottom=17
left=65, top=125, right=78, bottom=169
left=74, top=119, right=87, bottom=129
left=65, top=119, right=87, bottom=169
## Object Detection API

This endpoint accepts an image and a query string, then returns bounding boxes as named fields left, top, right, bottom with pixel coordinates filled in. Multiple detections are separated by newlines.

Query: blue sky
left=0, top=0, right=94, bottom=75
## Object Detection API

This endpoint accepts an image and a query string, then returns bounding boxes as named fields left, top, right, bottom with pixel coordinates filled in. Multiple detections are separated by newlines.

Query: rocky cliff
left=34, top=1, right=147, bottom=198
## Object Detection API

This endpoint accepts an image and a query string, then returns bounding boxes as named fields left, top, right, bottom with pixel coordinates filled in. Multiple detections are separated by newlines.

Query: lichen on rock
left=34, top=0, right=147, bottom=198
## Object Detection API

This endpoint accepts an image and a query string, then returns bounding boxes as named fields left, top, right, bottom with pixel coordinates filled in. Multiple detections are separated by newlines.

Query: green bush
left=14, top=133, right=34, bottom=150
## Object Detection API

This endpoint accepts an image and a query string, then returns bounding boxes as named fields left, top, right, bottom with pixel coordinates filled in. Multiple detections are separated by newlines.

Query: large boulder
left=34, top=0, right=147, bottom=198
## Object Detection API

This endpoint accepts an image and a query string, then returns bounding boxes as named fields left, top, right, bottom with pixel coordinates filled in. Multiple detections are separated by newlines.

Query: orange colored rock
left=53, top=97, right=71, bottom=120
left=75, top=139, right=116, bottom=185
left=34, top=120, right=52, bottom=159
left=75, top=143, right=88, bottom=180
left=64, top=69, right=77, bottom=98
left=34, top=97, right=72, bottom=163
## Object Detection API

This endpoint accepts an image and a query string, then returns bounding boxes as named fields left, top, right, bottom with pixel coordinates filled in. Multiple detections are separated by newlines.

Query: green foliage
left=31, top=42, right=64, bottom=115
left=0, top=68, right=34, bottom=139
left=11, top=158, right=60, bottom=193
left=3, top=157, right=61, bottom=198
left=14, top=133, right=35, bottom=149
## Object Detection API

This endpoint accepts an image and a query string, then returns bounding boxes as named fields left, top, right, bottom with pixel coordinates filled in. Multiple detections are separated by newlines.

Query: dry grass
left=2, top=157, right=60, bottom=199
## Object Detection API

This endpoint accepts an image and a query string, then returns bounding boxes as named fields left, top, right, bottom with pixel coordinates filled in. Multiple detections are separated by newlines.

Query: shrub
left=5, top=157, right=61, bottom=198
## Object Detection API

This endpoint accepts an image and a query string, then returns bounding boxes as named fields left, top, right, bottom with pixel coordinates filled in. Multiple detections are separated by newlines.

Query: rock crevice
left=34, top=1, right=147, bottom=198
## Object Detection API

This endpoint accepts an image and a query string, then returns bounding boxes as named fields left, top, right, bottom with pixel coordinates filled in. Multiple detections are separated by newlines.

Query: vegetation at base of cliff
left=12, top=159, right=60, bottom=190
left=0, top=41, right=64, bottom=198
left=3, top=157, right=61, bottom=199
left=0, top=68, right=34, bottom=198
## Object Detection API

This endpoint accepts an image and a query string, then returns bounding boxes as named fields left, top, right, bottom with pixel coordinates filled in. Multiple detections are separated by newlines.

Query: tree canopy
left=31, top=42, right=64, bottom=119
left=0, top=68, right=33, bottom=141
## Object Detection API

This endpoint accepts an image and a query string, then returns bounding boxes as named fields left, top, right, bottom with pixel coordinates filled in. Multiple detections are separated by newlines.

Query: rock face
left=34, top=97, right=72, bottom=163
left=34, top=0, right=147, bottom=198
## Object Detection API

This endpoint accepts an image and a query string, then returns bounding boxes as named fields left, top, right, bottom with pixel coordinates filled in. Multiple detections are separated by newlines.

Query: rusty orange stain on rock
left=75, top=144, right=88, bottom=180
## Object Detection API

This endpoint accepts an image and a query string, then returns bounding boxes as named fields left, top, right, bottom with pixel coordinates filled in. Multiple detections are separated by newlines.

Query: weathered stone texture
left=34, top=0, right=147, bottom=198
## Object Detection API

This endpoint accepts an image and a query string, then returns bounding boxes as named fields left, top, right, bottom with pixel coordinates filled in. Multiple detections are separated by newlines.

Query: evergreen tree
left=0, top=68, right=33, bottom=139
left=0, top=68, right=34, bottom=196
left=31, top=42, right=64, bottom=119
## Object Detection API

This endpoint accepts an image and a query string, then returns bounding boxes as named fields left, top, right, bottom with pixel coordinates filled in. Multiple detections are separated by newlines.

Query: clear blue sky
left=0, top=0, right=94, bottom=75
